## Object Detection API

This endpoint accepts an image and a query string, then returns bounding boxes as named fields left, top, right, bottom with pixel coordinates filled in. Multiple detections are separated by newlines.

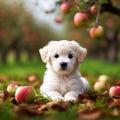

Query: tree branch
left=101, top=3, right=120, bottom=16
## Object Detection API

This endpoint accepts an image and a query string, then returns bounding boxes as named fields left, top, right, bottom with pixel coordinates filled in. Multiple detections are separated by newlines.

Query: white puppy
left=39, top=40, right=89, bottom=101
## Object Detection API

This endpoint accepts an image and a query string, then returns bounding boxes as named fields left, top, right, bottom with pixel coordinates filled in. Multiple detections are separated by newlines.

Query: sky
left=23, top=0, right=65, bottom=32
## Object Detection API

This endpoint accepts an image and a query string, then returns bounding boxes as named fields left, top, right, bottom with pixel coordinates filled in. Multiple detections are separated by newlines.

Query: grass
left=0, top=52, right=120, bottom=120
left=0, top=59, right=45, bottom=79
left=0, top=52, right=46, bottom=79
left=81, top=59, right=120, bottom=79
left=0, top=54, right=120, bottom=80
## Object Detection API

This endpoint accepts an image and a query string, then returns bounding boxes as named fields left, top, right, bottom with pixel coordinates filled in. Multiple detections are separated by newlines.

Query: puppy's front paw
left=64, top=91, right=78, bottom=101
left=64, top=96, right=77, bottom=101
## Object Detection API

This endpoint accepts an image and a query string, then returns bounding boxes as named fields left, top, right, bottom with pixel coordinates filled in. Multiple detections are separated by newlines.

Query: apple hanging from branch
left=60, top=2, right=72, bottom=14
left=90, top=5, right=98, bottom=14
left=89, top=25, right=104, bottom=39
left=73, top=12, right=89, bottom=27
left=55, top=16, right=63, bottom=23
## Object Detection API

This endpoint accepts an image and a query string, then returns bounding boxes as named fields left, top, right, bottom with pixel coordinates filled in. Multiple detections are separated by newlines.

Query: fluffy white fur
left=39, top=40, right=89, bottom=101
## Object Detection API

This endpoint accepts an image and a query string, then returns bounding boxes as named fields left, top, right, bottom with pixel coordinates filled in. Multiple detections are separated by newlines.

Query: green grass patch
left=0, top=59, right=45, bottom=79
left=81, top=58, right=120, bottom=79
left=0, top=57, right=120, bottom=79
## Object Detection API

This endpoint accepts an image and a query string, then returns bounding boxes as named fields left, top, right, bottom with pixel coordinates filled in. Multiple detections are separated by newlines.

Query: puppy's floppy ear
left=39, top=44, right=50, bottom=63
left=71, top=41, right=87, bottom=63
left=77, top=46, right=87, bottom=63
left=39, top=41, right=56, bottom=63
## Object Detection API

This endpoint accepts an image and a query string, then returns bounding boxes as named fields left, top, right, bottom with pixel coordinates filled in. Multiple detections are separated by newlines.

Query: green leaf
left=82, top=0, right=89, bottom=3
left=71, top=5, right=80, bottom=12
left=99, top=0, right=108, bottom=4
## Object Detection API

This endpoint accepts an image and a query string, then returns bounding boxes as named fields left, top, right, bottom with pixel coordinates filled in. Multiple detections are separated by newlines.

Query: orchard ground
left=0, top=52, right=120, bottom=120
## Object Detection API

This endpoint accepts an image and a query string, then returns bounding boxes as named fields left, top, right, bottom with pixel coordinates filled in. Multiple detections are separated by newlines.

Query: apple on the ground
left=109, top=86, right=120, bottom=97
left=94, top=81, right=105, bottom=92
left=15, top=86, right=36, bottom=103
left=7, top=83, right=19, bottom=96
left=98, top=75, right=109, bottom=83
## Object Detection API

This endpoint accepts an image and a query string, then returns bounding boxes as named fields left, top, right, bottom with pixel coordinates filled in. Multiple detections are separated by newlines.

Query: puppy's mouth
left=56, top=66, right=71, bottom=75
left=61, top=67, right=67, bottom=71
left=60, top=62, right=68, bottom=71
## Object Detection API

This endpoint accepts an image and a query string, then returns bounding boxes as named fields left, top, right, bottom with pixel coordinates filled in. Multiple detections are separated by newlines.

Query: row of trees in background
left=0, top=1, right=58, bottom=63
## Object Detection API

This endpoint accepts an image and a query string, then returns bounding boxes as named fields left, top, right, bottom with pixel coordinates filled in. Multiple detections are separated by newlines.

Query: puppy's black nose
left=60, top=62, right=67, bottom=70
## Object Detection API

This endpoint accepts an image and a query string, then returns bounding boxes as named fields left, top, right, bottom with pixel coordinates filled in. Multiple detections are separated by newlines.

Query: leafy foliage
left=58, top=0, right=120, bottom=63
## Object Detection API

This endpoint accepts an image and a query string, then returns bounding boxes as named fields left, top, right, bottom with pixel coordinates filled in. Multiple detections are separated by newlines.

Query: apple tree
left=57, top=0, right=120, bottom=63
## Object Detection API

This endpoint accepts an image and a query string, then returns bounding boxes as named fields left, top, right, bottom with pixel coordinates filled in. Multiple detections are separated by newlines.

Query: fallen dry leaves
left=37, top=101, right=68, bottom=111
left=10, top=92, right=120, bottom=120
left=77, top=107, right=103, bottom=120
left=1, top=75, right=120, bottom=120
left=13, top=104, right=44, bottom=116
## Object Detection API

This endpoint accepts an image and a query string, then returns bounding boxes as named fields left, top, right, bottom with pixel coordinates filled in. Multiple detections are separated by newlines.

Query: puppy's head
left=39, top=40, right=87, bottom=75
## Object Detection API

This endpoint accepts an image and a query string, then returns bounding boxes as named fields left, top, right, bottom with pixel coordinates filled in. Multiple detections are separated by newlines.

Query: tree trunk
left=105, top=30, right=119, bottom=63
left=11, top=38, right=21, bottom=62
left=1, top=48, right=8, bottom=63
left=14, top=47, right=21, bottom=62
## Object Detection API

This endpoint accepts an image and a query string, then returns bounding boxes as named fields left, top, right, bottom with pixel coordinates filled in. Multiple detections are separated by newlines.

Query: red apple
left=60, top=2, right=72, bottom=14
left=109, top=86, right=120, bottom=97
left=94, top=81, right=105, bottom=92
left=15, top=86, right=36, bottom=103
left=89, top=25, right=104, bottom=39
left=7, top=83, right=19, bottom=96
left=73, top=12, right=89, bottom=27
left=55, top=16, right=63, bottom=23
left=90, top=5, right=98, bottom=14
left=27, top=74, right=38, bottom=82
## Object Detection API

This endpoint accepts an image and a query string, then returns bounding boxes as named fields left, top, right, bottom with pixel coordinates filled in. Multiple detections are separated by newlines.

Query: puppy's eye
left=54, top=54, right=59, bottom=58
left=68, top=54, right=73, bottom=59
